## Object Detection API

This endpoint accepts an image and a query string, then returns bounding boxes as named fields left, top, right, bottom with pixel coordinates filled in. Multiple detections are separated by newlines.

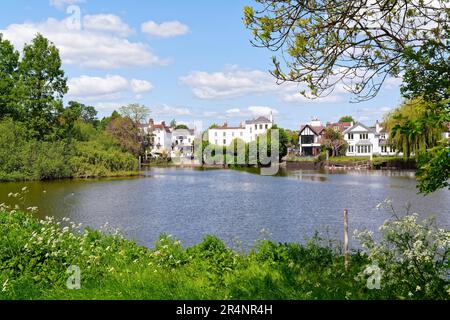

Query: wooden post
left=344, top=209, right=349, bottom=272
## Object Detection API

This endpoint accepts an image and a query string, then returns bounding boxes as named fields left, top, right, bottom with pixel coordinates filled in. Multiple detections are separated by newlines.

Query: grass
left=1, top=209, right=447, bottom=300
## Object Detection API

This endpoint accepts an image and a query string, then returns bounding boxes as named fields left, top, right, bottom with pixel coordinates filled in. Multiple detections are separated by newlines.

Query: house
left=326, top=121, right=353, bottom=133
left=171, top=128, right=196, bottom=158
left=145, top=119, right=172, bottom=156
left=344, top=121, right=396, bottom=157
left=298, top=119, right=325, bottom=156
left=208, top=114, right=274, bottom=146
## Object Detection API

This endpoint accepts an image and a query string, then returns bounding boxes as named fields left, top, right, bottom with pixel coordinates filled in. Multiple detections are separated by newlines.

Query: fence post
left=344, top=209, right=349, bottom=272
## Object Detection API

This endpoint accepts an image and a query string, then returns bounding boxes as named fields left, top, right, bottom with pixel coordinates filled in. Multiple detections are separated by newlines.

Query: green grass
left=1, top=209, right=447, bottom=300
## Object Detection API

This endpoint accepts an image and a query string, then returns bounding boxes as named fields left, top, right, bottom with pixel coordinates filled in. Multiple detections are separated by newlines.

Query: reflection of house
left=171, top=128, right=196, bottom=158
left=299, top=119, right=325, bottom=156
left=208, top=114, right=274, bottom=146
left=344, top=121, right=396, bottom=157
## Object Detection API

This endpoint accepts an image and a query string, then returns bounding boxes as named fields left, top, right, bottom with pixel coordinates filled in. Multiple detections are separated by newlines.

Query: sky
left=0, top=0, right=404, bottom=130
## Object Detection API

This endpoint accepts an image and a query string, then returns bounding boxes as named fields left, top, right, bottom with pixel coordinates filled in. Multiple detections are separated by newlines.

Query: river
left=0, top=168, right=449, bottom=249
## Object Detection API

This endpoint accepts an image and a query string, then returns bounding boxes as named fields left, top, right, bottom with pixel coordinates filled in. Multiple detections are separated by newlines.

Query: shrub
left=354, top=199, right=450, bottom=299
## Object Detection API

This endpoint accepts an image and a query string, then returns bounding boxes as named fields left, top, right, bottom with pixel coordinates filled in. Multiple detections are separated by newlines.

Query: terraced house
left=208, top=114, right=274, bottom=146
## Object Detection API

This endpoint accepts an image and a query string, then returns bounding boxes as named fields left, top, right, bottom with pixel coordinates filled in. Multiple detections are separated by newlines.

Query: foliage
left=175, top=124, right=189, bottom=130
left=384, top=97, right=446, bottom=159
left=119, top=103, right=150, bottom=127
left=339, top=116, right=355, bottom=123
left=243, top=0, right=449, bottom=102
left=416, top=141, right=450, bottom=193
left=0, top=203, right=447, bottom=300
left=320, top=128, right=347, bottom=157
left=19, top=34, right=68, bottom=140
left=106, top=117, right=142, bottom=157
left=0, top=34, right=21, bottom=121
left=354, top=199, right=449, bottom=299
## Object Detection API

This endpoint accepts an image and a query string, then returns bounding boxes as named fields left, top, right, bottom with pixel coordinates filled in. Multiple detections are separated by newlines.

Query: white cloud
left=130, top=79, right=154, bottom=93
left=384, top=76, right=403, bottom=90
left=83, top=14, right=132, bottom=37
left=153, top=105, right=192, bottom=116
left=283, top=92, right=341, bottom=104
left=0, top=18, right=167, bottom=69
left=141, top=20, right=190, bottom=38
left=355, top=106, right=394, bottom=123
left=49, top=0, right=85, bottom=9
left=179, top=66, right=342, bottom=103
left=225, top=106, right=279, bottom=118
left=68, top=75, right=153, bottom=100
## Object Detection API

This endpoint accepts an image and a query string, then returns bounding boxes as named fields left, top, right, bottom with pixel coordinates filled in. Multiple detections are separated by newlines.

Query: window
left=240, top=132, right=243, bottom=137
left=250, top=128, right=252, bottom=133
left=223, top=139, right=226, bottom=145
left=301, top=135, right=315, bottom=144
left=232, top=132, right=235, bottom=137
left=265, top=124, right=268, bottom=129
left=223, top=132, right=226, bottom=137
left=255, top=125, right=258, bottom=130
left=260, top=124, right=263, bottom=130
left=215, top=140, right=218, bottom=145
left=215, top=132, right=217, bottom=137
left=348, top=133, right=354, bottom=140
left=349, top=146, right=353, bottom=153
left=360, top=133, right=369, bottom=140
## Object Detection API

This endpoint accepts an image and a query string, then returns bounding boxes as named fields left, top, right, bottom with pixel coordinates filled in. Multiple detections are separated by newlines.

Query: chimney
left=162, top=121, right=166, bottom=127
left=149, top=118, right=154, bottom=127
left=269, top=111, right=274, bottom=123
left=223, top=122, right=228, bottom=128
left=375, top=120, right=382, bottom=133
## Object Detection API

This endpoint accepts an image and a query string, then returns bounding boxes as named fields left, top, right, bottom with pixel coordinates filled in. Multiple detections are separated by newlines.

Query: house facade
left=208, top=114, right=274, bottom=146
left=298, top=119, right=325, bottom=156
left=344, top=122, right=396, bottom=157
left=144, top=119, right=172, bottom=155
left=171, top=128, right=196, bottom=158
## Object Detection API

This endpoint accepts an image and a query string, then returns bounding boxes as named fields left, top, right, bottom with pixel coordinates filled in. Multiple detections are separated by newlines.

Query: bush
left=354, top=199, right=450, bottom=299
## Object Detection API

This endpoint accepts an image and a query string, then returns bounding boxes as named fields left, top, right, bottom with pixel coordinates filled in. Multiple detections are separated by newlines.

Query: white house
left=298, top=119, right=325, bottom=157
left=344, top=122, right=396, bottom=157
left=208, top=114, right=274, bottom=146
left=146, top=119, right=172, bottom=155
left=171, top=128, right=197, bottom=158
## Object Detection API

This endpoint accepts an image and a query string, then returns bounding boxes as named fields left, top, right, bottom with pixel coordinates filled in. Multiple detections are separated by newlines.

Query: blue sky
left=0, top=0, right=404, bottom=129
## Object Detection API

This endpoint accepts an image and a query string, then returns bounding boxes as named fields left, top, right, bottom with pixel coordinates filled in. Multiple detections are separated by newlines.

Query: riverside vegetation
left=0, top=190, right=448, bottom=300
left=0, top=34, right=144, bottom=182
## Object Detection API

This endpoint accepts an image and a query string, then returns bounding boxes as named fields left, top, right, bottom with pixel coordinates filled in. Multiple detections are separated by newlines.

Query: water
left=0, top=168, right=449, bottom=249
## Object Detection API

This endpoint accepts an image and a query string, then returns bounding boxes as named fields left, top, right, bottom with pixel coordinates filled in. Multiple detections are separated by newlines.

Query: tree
left=320, top=128, right=348, bottom=157
left=106, top=117, right=141, bottom=156
left=175, top=124, right=189, bottom=130
left=384, top=97, right=446, bottom=159
left=119, top=103, right=150, bottom=126
left=100, top=111, right=120, bottom=130
left=18, top=34, right=68, bottom=140
left=170, top=119, right=177, bottom=129
left=339, top=116, right=355, bottom=123
left=243, top=1, right=449, bottom=101
left=0, top=34, right=21, bottom=120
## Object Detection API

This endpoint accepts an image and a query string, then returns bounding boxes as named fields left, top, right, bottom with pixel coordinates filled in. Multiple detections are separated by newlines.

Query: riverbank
left=286, top=156, right=417, bottom=171
left=0, top=207, right=448, bottom=300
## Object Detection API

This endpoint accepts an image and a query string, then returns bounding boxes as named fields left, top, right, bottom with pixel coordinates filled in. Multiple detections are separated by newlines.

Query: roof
left=152, top=124, right=171, bottom=133
left=245, top=116, right=272, bottom=125
left=344, top=122, right=375, bottom=134
left=300, top=124, right=325, bottom=136
left=326, top=122, right=352, bottom=132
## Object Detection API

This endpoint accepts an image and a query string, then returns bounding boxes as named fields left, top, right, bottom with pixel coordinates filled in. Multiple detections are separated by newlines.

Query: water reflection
left=0, top=168, right=448, bottom=249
